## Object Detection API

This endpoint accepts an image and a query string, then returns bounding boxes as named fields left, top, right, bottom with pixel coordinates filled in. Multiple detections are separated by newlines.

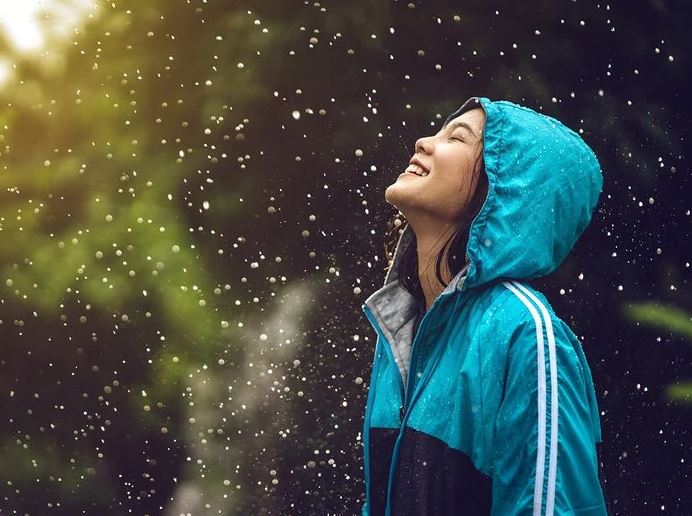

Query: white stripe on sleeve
left=501, top=281, right=554, bottom=516
left=511, top=281, right=559, bottom=516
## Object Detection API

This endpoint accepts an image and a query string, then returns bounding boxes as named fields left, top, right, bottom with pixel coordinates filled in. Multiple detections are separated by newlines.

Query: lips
left=406, top=157, right=430, bottom=176
left=404, top=165, right=429, bottom=177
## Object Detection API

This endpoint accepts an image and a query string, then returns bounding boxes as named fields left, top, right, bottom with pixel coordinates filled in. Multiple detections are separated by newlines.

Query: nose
left=415, top=136, right=432, bottom=155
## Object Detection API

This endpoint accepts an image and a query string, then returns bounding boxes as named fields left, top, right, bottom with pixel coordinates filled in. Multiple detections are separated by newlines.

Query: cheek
left=433, top=154, right=472, bottom=190
left=429, top=159, right=476, bottom=209
left=425, top=175, right=467, bottom=212
left=435, top=148, right=471, bottom=175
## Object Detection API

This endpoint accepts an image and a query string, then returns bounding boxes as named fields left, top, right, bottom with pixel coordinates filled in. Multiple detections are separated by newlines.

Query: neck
left=415, top=226, right=457, bottom=311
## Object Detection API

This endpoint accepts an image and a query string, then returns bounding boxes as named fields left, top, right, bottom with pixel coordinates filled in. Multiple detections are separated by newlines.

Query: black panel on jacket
left=368, top=428, right=399, bottom=516
left=382, top=426, right=492, bottom=515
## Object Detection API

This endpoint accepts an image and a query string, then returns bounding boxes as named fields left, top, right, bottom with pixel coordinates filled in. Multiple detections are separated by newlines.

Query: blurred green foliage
left=622, top=302, right=692, bottom=404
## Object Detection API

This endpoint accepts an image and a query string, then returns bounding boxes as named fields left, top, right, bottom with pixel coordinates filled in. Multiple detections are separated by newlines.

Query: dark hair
left=383, top=138, right=488, bottom=305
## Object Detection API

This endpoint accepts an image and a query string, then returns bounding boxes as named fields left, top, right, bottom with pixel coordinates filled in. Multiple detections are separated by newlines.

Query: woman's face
left=385, top=107, right=486, bottom=226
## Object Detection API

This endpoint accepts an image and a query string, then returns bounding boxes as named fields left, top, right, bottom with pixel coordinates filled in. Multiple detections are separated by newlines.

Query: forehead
left=444, top=107, right=486, bottom=129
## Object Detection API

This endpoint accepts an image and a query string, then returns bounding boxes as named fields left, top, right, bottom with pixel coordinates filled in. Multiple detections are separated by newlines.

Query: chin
left=384, top=183, right=414, bottom=214
left=384, top=182, right=402, bottom=206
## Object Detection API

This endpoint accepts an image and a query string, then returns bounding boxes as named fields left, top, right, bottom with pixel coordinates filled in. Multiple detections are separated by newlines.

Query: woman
left=361, top=96, right=608, bottom=515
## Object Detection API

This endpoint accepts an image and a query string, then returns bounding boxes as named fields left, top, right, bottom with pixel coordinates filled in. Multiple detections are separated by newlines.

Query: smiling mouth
left=404, top=163, right=429, bottom=177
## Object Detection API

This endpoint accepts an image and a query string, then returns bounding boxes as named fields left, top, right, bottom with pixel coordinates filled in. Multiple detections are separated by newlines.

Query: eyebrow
left=444, top=120, right=478, bottom=139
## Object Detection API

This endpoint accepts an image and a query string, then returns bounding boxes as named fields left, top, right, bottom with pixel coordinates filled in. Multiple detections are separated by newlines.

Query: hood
left=382, top=96, right=603, bottom=293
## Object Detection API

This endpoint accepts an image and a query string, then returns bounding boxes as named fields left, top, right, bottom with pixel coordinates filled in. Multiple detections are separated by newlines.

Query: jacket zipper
left=363, top=302, right=436, bottom=419
left=362, top=304, right=405, bottom=404
left=363, top=293, right=452, bottom=516
left=361, top=304, right=407, bottom=516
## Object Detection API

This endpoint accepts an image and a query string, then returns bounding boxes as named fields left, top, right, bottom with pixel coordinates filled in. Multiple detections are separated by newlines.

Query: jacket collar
left=361, top=224, right=469, bottom=381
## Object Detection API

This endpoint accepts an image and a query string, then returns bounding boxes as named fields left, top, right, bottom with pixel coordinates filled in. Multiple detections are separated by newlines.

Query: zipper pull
left=399, top=405, right=405, bottom=421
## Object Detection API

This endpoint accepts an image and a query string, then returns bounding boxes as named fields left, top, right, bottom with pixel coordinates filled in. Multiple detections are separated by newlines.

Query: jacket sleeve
left=489, top=310, right=608, bottom=515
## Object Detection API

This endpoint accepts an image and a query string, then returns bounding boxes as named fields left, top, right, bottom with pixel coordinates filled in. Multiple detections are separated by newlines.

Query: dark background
left=0, top=0, right=690, bottom=514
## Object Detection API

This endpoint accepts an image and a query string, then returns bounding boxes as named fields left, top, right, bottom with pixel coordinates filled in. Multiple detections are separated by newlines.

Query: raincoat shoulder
left=467, top=280, right=607, bottom=515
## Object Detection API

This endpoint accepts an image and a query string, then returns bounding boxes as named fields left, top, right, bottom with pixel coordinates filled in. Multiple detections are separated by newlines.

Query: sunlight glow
left=0, top=0, right=45, bottom=53
left=0, top=0, right=97, bottom=89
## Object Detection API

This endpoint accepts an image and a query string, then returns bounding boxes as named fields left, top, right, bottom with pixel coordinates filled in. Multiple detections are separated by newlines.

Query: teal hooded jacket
left=361, top=97, right=608, bottom=515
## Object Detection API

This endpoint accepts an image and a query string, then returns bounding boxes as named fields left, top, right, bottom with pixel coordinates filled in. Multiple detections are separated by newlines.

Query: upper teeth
left=408, top=163, right=429, bottom=176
